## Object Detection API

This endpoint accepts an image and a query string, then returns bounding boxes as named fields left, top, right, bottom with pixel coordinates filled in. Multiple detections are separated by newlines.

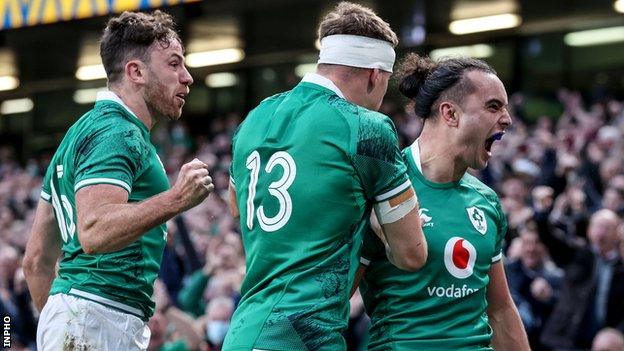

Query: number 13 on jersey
left=245, top=150, right=297, bottom=232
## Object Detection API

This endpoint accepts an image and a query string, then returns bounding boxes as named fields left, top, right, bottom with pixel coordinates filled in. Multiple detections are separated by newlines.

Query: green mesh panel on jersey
left=352, top=106, right=408, bottom=202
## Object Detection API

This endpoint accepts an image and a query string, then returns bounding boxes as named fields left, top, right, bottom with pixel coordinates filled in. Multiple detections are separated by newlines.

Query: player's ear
left=440, top=102, right=459, bottom=128
left=125, top=59, right=146, bottom=85
left=367, top=68, right=381, bottom=94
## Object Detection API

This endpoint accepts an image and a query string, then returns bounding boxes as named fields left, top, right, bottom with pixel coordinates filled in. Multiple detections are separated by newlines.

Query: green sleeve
left=74, top=122, right=148, bottom=194
left=229, top=124, right=242, bottom=187
left=177, top=270, right=210, bottom=317
left=159, top=340, right=189, bottom=351
left=40, top=162, right=54, bottom=202
left=351, top=112, right=411, bottom=204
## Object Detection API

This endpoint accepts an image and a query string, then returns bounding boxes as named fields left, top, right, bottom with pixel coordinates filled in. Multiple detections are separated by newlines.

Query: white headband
left=318, top=34, right=396, bottom=73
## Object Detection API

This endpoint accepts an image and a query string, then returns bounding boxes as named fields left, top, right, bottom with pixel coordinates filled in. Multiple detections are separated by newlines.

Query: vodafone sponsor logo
left=443, top=237, right=476, bottom=279
left=426, top=284, right=480, bottom=298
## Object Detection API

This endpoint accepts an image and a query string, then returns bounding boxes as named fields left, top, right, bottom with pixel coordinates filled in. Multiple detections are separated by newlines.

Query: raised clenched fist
left=171, top=158, right=214, bottom=211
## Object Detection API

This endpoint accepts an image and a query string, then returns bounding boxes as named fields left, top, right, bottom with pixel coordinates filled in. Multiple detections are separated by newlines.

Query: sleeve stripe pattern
left=74, top=178, right=131, bottom=193
left=229, top=176, right=236, bottom=187
left=360, top=257, right=371, bottom=266
left=374, top=179, right=412, bottom=202
left=491, top=251, right=503, bottom=262
left=41, top=190, right=51, bottom=202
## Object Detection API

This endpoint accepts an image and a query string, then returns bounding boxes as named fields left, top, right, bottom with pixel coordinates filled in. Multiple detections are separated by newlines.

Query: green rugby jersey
left=40, top=91, right=169, bottom=320
left=224, top=73, right=411, bottom=351
left=360, top=140, right=507, bottom=351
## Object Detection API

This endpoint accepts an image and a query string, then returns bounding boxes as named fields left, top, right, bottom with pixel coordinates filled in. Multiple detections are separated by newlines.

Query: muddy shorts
left=37, top=293, right=150, bottom=351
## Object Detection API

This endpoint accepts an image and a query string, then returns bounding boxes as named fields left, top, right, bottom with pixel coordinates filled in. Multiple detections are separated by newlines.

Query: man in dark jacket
left=536, top=208, right=624, bottom=349
left=506, top=224, right=563, bottom=350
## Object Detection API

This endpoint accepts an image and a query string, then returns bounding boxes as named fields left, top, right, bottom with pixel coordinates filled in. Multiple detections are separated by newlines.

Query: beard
left=144, top=74, right=181, bottom=121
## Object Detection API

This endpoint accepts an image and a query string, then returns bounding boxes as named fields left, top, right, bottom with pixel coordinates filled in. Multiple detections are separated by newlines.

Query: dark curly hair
left=100, top=10, right=180, bottom=84
left=397, top=53, right=496, bottom=119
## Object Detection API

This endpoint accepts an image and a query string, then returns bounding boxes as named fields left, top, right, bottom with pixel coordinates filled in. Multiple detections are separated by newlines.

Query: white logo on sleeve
left=466, top=206, right=487, bottom=235
left=443, top=237, right=477, bottom=279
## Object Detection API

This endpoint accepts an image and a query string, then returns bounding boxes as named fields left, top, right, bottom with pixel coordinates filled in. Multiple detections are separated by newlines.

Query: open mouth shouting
left=484, top=132, right=505, bottom=157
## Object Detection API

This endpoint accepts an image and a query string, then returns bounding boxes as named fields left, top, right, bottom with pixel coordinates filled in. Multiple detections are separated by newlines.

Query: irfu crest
left=466, top=206, right=487, bottom=235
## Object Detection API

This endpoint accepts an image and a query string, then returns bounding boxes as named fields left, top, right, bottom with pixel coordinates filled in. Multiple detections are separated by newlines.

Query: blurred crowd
left=2, top=88, right=624, bottom=351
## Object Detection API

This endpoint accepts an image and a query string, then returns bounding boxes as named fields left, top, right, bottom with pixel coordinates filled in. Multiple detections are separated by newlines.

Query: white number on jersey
left=50, top=176, right=76, bottom=244
left=245, top=151, right=296, bottom=232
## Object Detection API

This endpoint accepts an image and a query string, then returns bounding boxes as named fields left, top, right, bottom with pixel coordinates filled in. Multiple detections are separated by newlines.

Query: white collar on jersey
left=96, top=90, right=140, bottom=120
left=301, top=73, right=346, bottom=99
left=410, top=139, right=423, bottom=172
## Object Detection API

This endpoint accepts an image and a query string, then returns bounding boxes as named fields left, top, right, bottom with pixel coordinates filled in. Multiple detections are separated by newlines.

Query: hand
left=203, top=249, right=224, bottom=276
left=530, top=277, right=553, bottom=302
left=171, top=158, right=214, bottom=211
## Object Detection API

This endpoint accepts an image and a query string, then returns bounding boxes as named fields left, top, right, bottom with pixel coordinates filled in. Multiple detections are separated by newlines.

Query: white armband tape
left=374, top=193, right=417, bottom=225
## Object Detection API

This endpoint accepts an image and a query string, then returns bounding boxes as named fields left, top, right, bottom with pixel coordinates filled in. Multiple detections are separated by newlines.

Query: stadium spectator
left=506, top=223, right=563, bottom=350
left=199, top=296, right=235, bottom=351
left=592, top=328, right=624, bottom=351
left=536, top=208, right=624, bottom=349
left=22, top=10, right=213, bottom=350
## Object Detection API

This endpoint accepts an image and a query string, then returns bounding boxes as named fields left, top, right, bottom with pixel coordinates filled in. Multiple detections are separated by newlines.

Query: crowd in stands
left=1, top=88, right=624, bottom=351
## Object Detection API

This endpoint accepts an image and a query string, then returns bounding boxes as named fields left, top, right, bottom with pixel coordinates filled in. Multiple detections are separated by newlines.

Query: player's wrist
left=162, top=188, right=186, bottom=214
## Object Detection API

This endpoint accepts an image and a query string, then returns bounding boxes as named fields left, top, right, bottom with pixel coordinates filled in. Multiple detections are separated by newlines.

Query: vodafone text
left=427, top=284, right=479, bottom=298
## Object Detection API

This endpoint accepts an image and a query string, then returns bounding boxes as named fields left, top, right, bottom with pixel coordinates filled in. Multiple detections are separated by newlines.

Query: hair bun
left=397, top=53, right=436, bottom=99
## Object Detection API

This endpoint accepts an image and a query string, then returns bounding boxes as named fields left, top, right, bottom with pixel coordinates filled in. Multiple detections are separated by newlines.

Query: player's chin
left=165, top=108, right=183, bottom=120
left=168, top=113, right=183, bottom=121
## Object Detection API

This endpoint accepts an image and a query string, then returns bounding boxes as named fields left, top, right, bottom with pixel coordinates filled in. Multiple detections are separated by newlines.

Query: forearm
left=488, top=303, right=530, bottom=351
left=23, top=200, right=62, bottom=311
left=80, top=189, right=184, bottom=254
left=24, top=265, right=57, bottom=311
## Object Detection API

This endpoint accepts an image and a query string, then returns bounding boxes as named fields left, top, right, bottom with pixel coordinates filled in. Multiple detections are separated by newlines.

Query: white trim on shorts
left=68, top=288, right=144, bottom=319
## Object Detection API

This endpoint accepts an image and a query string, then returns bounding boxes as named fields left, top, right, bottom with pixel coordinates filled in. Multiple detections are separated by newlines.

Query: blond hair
left=318, top=2, right=398, bottom=47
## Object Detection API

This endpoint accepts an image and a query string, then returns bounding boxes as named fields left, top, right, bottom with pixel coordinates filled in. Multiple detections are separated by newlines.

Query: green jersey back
left=225, top=74, right=411, bottom=351
left=360, top=141, right=507, bottom=351
left=40, top=92, right=169, bottom=320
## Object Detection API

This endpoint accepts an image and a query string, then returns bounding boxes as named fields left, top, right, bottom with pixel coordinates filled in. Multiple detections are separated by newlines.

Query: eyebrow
left=169, top=53, right=185, bottom=62
left=485, top=98, right=506, bottom=107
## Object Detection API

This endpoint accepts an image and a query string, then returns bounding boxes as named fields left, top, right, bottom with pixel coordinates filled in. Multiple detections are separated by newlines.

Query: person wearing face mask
left=356, top=54, right=530, bottom=351
left=204, top=297, right=234, bottom=350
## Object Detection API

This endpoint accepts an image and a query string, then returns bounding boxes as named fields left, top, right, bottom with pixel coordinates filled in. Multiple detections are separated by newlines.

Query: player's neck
left=317, top=70, right=371, bottom=109
left=109, top=86, right=155, bottom=131
left=418, top=129, right=468, bottom=183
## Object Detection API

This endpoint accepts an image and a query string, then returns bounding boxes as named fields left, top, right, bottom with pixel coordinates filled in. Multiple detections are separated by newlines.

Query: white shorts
left=37, top=293, right=151, bottom=351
